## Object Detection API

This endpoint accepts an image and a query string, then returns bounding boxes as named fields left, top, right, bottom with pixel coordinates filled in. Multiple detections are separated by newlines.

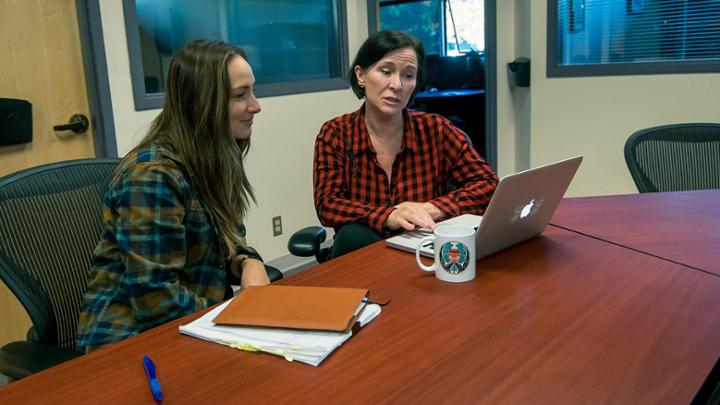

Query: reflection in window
left=445, top=0, right=485, bottom=55
left=550, top=0, right=720, bottom=76
left=126, top=0, right=346, bottom=108
left=379, top=0, right=484, bottom=56
left=379, top=0, right=443, bottom=55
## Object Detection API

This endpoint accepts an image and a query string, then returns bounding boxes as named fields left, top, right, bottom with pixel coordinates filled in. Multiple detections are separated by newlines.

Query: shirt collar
left=352, top=104, right=419, bottom=156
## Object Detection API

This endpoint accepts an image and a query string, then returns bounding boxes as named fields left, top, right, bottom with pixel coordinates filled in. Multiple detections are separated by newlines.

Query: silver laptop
left=386, top=156, right=583, bottom=258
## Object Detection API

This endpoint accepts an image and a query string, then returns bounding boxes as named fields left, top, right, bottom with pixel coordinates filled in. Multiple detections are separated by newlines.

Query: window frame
left=122, top=0, right=349, bottom=111
left=546, top=0, right=720, bottom=78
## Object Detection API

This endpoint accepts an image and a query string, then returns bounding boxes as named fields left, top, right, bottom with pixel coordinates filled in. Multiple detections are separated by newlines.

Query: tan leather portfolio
left=212, top=285, right=369, bottom=332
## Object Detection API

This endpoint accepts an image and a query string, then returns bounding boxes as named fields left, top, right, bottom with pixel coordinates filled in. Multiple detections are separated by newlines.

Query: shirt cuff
left=235, top=245, right=263, bottom=262
left=429, top=196, right=461, bottom=219
left=228, top=254, right=249, bottom=280
left=367, top=206, right=395, bottom=234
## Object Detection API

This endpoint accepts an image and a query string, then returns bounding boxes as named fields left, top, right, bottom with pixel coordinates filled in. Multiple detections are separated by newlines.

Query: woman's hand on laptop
left=421, top=202, right=446, bottom=222
left=386, top=202, right=437, bottom=231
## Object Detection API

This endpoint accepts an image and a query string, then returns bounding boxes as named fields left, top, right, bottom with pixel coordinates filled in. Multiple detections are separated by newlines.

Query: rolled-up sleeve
left=428, top=121, right=498, bottom=217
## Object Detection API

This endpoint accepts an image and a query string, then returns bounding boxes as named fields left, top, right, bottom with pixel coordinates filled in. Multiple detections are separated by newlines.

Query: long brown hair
left=137, top=39, right=255, bottom=258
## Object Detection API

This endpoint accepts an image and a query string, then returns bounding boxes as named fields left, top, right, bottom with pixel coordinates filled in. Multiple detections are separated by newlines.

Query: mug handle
left=416, top=235, right=436, bottom=272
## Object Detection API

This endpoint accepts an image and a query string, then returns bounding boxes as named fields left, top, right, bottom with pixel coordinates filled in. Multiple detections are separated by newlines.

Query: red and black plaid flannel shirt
left=313, top=106, right=498, bottom=237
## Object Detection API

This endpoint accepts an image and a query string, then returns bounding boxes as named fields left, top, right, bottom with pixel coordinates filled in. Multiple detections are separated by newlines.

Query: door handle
left=53, top=114, right=89, bottom=134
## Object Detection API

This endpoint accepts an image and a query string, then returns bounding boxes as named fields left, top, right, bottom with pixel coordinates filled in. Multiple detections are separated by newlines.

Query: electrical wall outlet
left=272, top=215, right=282, bottom=236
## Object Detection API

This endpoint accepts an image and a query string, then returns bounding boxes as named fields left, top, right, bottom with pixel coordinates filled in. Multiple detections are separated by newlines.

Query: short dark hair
left=347, top=30, right=426, bottom=99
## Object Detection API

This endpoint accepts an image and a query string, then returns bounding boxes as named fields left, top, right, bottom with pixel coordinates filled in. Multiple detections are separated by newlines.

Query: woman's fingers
left=389, top=202, right=436, bottom=230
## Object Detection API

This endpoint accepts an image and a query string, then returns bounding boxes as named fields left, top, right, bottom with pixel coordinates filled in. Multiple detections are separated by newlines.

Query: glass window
left=548, top=0, right=720, bottom=77
left=379, top=0, right=484, bottom=56
left=124, top=0, right=348, bottom=110
left=445, top=0, right=485, bottom=55
left=379, top=0, right=443, bottom=55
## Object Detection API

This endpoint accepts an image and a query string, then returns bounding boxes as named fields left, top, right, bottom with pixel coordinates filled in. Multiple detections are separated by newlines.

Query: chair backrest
left=0, top=158, right=119, bottom=349
left=624, top=123, right=720, bottom=193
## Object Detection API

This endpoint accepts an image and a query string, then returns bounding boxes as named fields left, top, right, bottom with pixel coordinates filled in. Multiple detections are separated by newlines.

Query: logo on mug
left=439, top=241, right=470, bottom=274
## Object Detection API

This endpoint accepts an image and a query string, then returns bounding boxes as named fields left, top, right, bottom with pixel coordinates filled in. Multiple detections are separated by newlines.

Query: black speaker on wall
left=507, top=58, right=531, bottom=88
left=0, top=98, right=32, bottom=146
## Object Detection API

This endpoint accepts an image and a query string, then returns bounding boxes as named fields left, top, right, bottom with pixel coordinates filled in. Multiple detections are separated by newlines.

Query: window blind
left=550, top=0, right=720, bottom=75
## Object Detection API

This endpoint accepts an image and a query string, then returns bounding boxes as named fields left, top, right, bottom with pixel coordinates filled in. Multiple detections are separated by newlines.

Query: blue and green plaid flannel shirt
left=76, top=144, right=261, bottom=353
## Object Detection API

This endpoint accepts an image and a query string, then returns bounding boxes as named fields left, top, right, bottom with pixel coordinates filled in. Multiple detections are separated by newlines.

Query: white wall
left=99, top=1, right=368, bottom=261
left=496, top=0, right=720, bottom=197
left=100, top=0, right=720, bottom=260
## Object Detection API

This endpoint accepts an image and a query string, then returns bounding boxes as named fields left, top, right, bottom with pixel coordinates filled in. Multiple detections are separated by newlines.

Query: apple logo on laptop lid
left=512, top=198, right=544, bottom=222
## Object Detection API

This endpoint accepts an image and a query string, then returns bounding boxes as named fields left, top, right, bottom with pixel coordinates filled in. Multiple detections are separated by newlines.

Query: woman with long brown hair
left=77, top=40, right=269, bottom=353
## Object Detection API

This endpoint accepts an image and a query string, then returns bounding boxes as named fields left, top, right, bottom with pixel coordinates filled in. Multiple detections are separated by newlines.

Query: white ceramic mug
left=416, top=225, right=476, bottom=283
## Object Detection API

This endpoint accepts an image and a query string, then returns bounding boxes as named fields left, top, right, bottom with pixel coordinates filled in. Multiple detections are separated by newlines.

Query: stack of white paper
left=179, top=299, right=381, bottom=366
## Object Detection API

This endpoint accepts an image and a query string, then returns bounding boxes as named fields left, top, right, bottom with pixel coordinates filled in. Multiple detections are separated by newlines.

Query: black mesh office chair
left=624, top=123, right=720, bottom=193
left=0, top=158, right=283, bottom=380
left=0, top=158, right=120, bottom=380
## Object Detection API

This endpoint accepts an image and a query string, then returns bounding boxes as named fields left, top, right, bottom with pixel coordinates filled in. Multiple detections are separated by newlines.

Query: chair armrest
left=288, top=226, right=327, bottom=257
left=0, top=340, right=83, bottom=380
left=264, top=264, right=284, bottom=283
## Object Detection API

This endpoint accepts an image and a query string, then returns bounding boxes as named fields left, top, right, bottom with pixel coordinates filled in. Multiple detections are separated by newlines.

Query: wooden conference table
left=2, top=195, right=720, bottom=404
left=552, top=189, right=720, bottom=275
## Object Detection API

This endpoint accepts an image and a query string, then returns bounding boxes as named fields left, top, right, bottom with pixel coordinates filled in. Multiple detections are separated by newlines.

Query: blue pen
left=142, top=355, right=164, bottom=402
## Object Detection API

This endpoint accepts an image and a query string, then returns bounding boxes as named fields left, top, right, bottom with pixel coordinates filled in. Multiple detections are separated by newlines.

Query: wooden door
left=0, top=0, right=96, bottom=348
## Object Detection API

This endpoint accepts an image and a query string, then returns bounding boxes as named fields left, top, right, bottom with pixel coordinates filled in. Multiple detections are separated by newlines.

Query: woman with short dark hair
left=313, top=30, right=498, bottom=257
